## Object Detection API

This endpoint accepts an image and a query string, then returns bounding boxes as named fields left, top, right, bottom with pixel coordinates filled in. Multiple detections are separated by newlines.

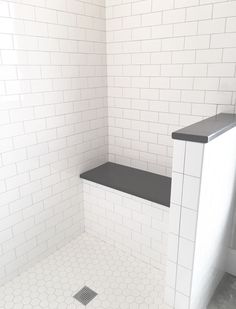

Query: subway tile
left=213, top=1, right=236, bottom=18
left=9, top=3, right=35, bottom=20
left=186, top=5, right=212, bottom=21
left=178, top=238, right=195, bottom=269
left=169, top=204, right=181, bottom=235
left=185, top=35, right=210, bottom=49
left=167, top=233, right=179, bottom=262
left=166, top=260, right=177, bottom=288
left=0, top=34, right=13, bottom=49
left=182, top=175, right=201, bottom=210
left=184, top=142, right=204, bottom=177
left=163, top=9, right=186, bottom=24
left=35, top=7, right=57, bottom=23
left=198, top=19, right=225, bottom=34
left=176, top=265, right=192, bottom=296
left=175, top=0, right=199, bottom=8
left=171, top=173, right=183, bottom=205
left=174, top=22, right=198, bottom=37
left=164, top=286, right=175, bottom=307
left=211, top=33, right=236, bottom=48
left=132, top=0, right=151, bottom=15
left=180, top=207, right=198, bottom=241
left=175, top=292, right=190, bottom=309
left=0, top=1, right=9, bottom=17
left=152, top=0, right=174, bottom=11
left=196, top=49, right=222, bottom=63
left=172, top=140, right=186, bottom=173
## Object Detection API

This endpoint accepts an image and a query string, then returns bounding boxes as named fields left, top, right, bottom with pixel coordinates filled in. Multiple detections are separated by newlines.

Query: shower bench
left=80, top=162, right=171, bottom=271
left=80, top=162, right=171, bottom=207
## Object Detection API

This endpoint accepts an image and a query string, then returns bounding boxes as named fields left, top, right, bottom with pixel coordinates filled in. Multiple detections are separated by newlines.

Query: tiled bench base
left=83, top=180, right=169, bottom=271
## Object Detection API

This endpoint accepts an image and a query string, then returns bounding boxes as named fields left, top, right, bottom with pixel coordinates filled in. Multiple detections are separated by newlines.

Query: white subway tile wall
left=83, top=180, right=169, bottom=272
left=0, top=0, right=107, bottom=285
left=1, top=0, right=236, bottom=294
left=106, top=0, right=236, bottom=176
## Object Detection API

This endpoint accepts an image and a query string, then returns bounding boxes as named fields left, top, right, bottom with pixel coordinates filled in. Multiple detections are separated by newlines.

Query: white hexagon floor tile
left=0, top=233, right=165, bottom=309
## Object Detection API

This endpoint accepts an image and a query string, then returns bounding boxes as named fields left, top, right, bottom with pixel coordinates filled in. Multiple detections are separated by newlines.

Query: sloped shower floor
left=0, top=233, right=165, bottom=309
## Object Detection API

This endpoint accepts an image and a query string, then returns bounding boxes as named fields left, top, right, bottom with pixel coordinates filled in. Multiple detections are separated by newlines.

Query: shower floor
left=0, top=233, right=165, bottom=309
left=208, top=273, right=236, bottom=309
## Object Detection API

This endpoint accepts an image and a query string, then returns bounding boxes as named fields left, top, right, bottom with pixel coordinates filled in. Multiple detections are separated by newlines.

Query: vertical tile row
left=165, top=140, right=204, bottom=309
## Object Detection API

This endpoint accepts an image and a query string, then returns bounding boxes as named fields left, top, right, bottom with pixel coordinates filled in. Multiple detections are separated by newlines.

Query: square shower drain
left=73, top=286, right=98, bottom=305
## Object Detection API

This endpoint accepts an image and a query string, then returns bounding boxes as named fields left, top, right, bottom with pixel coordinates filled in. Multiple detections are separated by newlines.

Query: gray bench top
left=80, top=162, right=171, bottom=207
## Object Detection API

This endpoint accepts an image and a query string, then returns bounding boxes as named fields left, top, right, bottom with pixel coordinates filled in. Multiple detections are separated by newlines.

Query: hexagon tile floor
left=0, top=233, right=166, bottom=309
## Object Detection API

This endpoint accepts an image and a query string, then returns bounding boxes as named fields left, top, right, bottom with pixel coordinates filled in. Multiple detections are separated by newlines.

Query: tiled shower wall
left=1, top=0, right=236, bottom=287
left=0, top=0, right=107, bottom=284
left=106, top=0, right=236, bottom=176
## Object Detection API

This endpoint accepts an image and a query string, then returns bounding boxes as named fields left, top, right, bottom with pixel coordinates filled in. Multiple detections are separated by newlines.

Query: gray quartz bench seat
left=80, top=162, right=171, bottom=207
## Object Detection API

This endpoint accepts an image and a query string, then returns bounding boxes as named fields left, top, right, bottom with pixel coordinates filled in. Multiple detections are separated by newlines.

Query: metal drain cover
left=74, top=286, right=97, bottom=305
